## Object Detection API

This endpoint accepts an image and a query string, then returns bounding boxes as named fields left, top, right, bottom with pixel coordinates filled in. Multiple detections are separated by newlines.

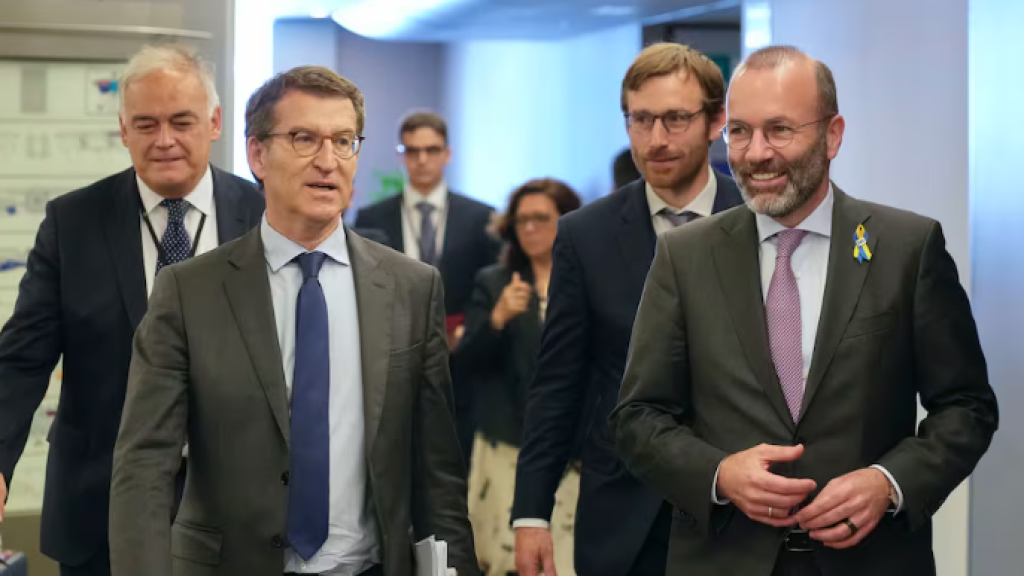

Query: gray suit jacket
left=610, top=187, right=997, bottom=576
left=109, top=225, right=478, bottom=576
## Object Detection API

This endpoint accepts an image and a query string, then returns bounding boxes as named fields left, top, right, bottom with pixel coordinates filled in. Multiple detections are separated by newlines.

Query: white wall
left=746, top=0, right=972, bottom=574
left=968, top=1, right=1024, bottom=574
left=444, top=23, right=641, bottom=207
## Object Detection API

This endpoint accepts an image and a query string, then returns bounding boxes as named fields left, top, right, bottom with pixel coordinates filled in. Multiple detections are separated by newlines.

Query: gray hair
left=118, top=43, right=220, bottom=117
left=731, top=45, right=838, bottom=118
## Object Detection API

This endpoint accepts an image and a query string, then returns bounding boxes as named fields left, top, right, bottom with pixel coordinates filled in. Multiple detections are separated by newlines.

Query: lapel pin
left=853, top=224, right=872, bottom=263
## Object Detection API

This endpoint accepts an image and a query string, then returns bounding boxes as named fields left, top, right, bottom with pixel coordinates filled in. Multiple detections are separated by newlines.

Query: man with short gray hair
left=0, top=43, right=264, bottom=576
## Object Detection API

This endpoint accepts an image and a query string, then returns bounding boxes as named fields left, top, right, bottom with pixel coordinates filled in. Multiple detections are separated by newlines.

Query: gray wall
left=968, top=0, right=1024, bottom=574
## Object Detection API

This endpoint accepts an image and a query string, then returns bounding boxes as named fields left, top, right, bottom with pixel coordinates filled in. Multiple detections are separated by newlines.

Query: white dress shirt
left=400, top=181, right=447, bottom=262
left=646, top=165, right=719, bottom=235
left=137, top=167, right=218, bottom=297
left=711, top=184, right=903, bottom=511
left=262, top=216, right=380, bottom=575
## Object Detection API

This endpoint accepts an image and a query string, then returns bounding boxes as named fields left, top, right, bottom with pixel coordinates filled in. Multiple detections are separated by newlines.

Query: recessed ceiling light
left=592, top=5, right=635, bottom=17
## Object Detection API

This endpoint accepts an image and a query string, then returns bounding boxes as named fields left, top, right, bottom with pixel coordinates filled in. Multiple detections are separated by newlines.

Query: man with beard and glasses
left=610, top=45, right=998, bottom=576
left=511, top=43, right=743, bottom=576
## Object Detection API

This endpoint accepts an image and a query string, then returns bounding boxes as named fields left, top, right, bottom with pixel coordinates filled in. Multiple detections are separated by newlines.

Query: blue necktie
left=416, top=201, right=438, bottom=266
left=156, top=199, right=192, bottom=273
left=287, top=251, right=330, bottom=560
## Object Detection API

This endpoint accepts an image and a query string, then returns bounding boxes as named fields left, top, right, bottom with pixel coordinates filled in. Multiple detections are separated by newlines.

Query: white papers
left=414, top=535, right=456, bottom=576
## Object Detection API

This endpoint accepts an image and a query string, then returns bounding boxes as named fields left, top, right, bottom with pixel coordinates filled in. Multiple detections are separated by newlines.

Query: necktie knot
left=416, top=201, right=435, bottom=217
left=296, top=251, right=328, bottom=281
left=775, top=229, right=807, bottom=260
left=660, top=208, right=700, bottom=227
left=160, top=198, right=190, bottom=223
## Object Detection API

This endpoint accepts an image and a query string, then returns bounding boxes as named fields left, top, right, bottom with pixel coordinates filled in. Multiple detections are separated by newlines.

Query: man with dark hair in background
left=612, top=147, right=642, bottom=190
left=355, top=110, right=499, bottom=466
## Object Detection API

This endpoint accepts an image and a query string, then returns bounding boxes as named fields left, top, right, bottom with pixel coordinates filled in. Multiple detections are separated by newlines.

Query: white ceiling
left=325, top=0, right=741, bottom=41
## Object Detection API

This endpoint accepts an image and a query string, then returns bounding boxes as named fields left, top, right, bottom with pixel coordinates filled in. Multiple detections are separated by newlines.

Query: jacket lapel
left=799, top=187, right=875, bottom=422
left=211, top=166, right=250, bottom=244
left=223, top=228, right=290, bottom=444
left=348, top=231, right=393, bottom=453
left=381, top=197, right=405, bottom=253
left=616, top=182, right=658, bottom=285
left=712, top=209, right=796, bottom=433
left=104, top=169, right=148, bottom=329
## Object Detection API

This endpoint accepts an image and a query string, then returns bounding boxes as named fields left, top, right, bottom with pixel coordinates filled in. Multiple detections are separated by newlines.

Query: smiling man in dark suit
left=0, top=44, right=264, bottom=576
left=512, top=43, right=744, bottom=576
left=610, top=45, right=998, bottom=576
left=354, top=110, right=499, bottom=465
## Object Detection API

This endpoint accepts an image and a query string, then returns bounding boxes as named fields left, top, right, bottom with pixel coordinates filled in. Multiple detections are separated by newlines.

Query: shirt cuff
left=870, top=464, right=904, bottom=514
left=712, top=460, right=731, bottom=505
left=512, top=518, right=550, bottom=530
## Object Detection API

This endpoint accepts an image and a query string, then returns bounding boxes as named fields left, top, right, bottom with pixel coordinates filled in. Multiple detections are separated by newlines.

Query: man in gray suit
left=610, top=46, right=997, bottom=576
left=109, top=66, right=477, bottom=576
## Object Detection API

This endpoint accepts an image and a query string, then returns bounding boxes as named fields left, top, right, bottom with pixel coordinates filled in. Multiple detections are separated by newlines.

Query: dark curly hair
left=494, top=178, right=582, bottom=274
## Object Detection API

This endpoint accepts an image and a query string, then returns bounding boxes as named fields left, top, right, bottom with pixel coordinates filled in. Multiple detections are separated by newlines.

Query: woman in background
left=459, top=178, right=582, bottom=576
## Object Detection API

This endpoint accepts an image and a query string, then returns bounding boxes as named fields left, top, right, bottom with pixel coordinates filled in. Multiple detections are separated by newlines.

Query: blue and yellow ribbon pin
left=853, top=224, right=872, bottom=263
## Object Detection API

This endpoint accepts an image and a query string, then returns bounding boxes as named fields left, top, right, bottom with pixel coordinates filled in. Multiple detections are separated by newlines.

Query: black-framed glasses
left=396, top=144, right=446, bottom=158
left=264, top=130, right=364, bottom=159
left=625, top=108, right=706, bottom=135
left=722, top=116, right=833, bottom=150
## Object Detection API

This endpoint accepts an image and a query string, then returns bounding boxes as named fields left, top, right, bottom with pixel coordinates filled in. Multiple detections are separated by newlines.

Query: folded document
left=415, top=535, right=456, bottom=576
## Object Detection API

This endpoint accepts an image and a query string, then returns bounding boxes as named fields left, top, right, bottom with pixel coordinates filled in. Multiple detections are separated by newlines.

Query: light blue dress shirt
left=261, top=216, right=380, bottom=575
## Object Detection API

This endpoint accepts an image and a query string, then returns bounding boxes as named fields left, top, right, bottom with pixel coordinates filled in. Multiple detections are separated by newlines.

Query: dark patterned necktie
left=156, top=199, right=192, bottom=273
left=659, top=208, right=701, bottom=227
left=416, top=201, right=438, bottom=266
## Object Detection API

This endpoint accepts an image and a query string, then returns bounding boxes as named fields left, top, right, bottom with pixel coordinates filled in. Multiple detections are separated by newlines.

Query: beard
left=639, top=142, right=709, bottom=193
left=729, top=131, right=829, bottom=218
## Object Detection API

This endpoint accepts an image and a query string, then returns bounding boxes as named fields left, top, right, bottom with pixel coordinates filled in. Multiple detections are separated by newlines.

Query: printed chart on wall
left=0, top=59, right=131, bottom=514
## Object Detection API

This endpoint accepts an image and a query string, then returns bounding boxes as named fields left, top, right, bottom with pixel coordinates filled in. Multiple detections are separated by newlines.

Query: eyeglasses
left=512, top=213, right=554, bottom=228
left=264, top=130, right=364, bottom=159
left=397, top=144, right=446, bottom=158
left=722, top=117, right=832, bottom=150
left=625, top=108, right=706, bottom=135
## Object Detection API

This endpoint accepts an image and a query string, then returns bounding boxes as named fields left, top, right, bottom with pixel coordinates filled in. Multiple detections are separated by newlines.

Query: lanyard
left=140, top=204, right=207, bottom=264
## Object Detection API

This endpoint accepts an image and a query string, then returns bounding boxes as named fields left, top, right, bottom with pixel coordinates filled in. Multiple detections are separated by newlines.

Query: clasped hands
left=716, top=444, right=893, bottom=549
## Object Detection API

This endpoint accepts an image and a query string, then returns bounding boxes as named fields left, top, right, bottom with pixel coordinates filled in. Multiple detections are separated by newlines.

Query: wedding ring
left=843, top=518, right=858, bottom=535
left=768, top=506, right=774, bottom=518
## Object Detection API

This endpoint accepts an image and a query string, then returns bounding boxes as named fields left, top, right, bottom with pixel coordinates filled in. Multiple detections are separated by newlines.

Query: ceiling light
left=591, top=5, right=635, bottom=17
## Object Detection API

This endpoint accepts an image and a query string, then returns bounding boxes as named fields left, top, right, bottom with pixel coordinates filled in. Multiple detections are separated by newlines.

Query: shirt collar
left=403, top=181, right=448, bottom=211
left=755, top=182, right=835, bottom=243
left=136, top=165, right=214, bottom=216
left=261, top=214, right=350, bottom=273
left=646, top=165, right=718, bottom=218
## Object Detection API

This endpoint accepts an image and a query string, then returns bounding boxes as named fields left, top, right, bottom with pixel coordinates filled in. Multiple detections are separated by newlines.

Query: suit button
left=281, top=471, right=289, bottom=486
left=271, top=534, right=286, bottom=548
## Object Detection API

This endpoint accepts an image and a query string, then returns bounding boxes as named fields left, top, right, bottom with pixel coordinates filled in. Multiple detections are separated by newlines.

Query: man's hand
left=794, top=468, right=892, bottom=549
left=717, top=444, right=817, bottom=528
left=0, top=472, right=6, bottom=523
left=514, top=526, right=557, bottom=576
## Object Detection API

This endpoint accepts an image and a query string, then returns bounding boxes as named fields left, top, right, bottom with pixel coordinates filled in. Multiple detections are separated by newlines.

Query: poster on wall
left=84, top=68, right=122, bottom=117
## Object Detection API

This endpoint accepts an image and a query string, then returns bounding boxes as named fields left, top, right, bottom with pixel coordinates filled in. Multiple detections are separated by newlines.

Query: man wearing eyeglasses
left=610, top=46, right=997, bottom=576
left=108, top=66, right=478, bottom=576
left=355, top=110, right=499, bottom=468
left=512, top=43, right=743, bottom=576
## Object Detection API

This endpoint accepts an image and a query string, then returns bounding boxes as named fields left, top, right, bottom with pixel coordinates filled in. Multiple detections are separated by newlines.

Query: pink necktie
left=766, top=229, right=807, bottom=422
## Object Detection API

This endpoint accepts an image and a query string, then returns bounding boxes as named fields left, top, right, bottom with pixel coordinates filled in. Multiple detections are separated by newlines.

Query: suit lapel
left=223, top=229, right=290, bottom=444
left=799, top=187, right=875, bottom=422
left=211, top=166, right=249, bottom=244
left=438, top=193, right=464, bottom=275
left=104, top=169, right=148, bottom=329
left=381, top=197, right=404, bottom=253
left=616, top=182, right=658, bottom=284
left=349, top=231, right=393, bottom=453
left=712, top=210, right=795, bottom=433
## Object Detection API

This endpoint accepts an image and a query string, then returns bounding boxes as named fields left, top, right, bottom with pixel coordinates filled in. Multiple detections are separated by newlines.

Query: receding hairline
left=730, top=46, right=838, bottom=117
left=118, top=44, right=220, bottom=117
